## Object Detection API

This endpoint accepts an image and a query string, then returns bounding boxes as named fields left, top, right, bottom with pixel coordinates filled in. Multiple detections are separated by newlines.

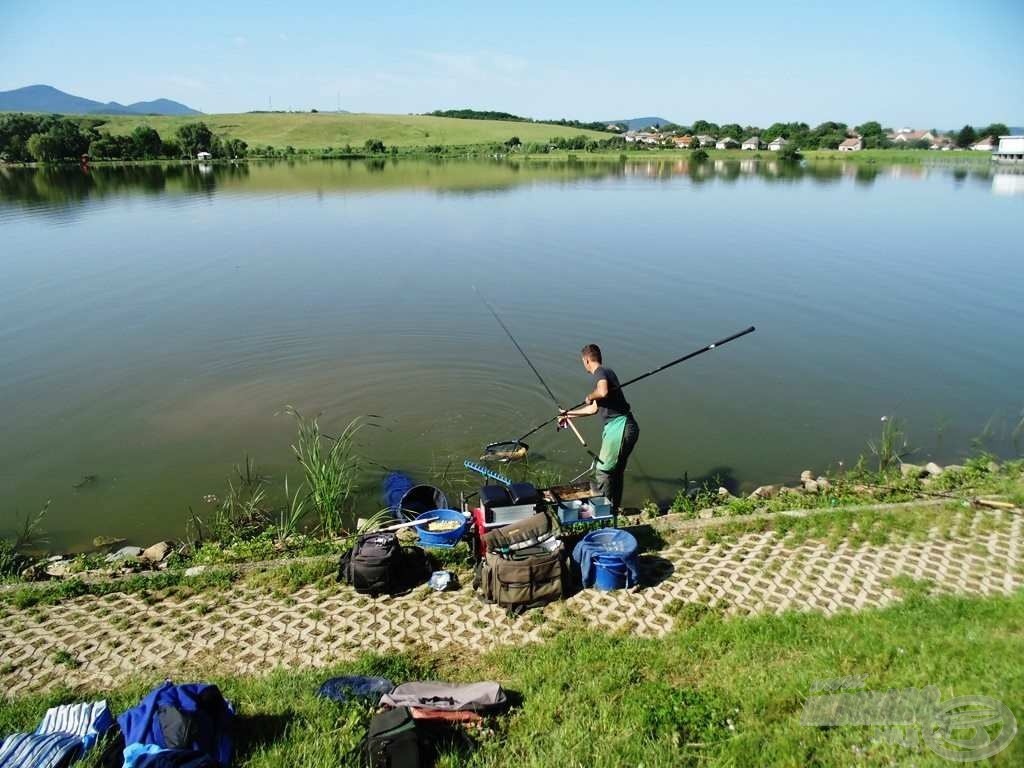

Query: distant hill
left=604, top=116, right=676, bottom=131
left=0, top=85, right=201, bottom=116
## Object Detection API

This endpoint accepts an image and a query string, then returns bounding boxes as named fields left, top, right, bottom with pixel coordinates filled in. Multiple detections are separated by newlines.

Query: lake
left=1, top=157, right=1022, bottom=550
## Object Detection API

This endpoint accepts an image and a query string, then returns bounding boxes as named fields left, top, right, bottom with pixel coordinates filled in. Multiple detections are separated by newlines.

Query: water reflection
left=0, top=156, right=1007, bottom=215
left=992, top=169, right=1024, bottom=196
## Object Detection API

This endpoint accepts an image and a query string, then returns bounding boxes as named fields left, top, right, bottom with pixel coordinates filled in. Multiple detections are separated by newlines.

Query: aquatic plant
left=286, top=406, right=364, bottom=537
left=868, top=416, right=911, bottom=474
left=276, top=476, right=308, bottom=547
left=0, top=501, right=49, bottom=579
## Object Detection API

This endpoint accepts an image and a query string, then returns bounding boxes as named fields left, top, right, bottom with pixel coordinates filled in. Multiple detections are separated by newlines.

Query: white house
left=838, top=137, right=863, bottom=152
left=715, top=137, right=739, bottom=149
left=741, top=136, right=764, bottom=151
left=970, top=136, right=997, bottom=152
left=768, top=137, right=789, bottom=151
left=696, top=135, right=716, bottom=147
left=196, top=151, right=212, bottom=160
left=994, top=135, right=1024, bottom=163
left=672, top=135, right=694, bottom=148
left=890, top=129, right=936, bottom=144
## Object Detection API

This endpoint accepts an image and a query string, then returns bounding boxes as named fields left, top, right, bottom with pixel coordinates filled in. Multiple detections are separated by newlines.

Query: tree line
left=427, top=109, right=615, bottom=133
left=652, top=120, right=1010, bottom=150
left=0, top=114, right=248, bottom=162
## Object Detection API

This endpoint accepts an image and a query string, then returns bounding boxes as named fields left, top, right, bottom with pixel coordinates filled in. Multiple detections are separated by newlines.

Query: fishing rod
left=517, top=325, right=757, bottom=443
left=474, top=287, right=595, bottom=456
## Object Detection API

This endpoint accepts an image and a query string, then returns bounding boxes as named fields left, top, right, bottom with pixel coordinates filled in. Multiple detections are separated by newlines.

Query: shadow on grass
left=234, top=712, right=295, bottom=761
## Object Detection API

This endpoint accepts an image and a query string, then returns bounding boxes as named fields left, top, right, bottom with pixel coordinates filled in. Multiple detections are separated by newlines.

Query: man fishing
left=559, top=344, right=640, bottom=511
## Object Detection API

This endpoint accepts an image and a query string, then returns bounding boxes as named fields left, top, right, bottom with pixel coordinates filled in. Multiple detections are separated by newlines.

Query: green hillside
left=91, top=111, right=608, bottom=149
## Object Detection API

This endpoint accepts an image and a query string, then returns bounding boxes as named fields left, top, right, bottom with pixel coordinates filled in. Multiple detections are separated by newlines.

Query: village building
left=994, top=135, right=1024, bottom=163
left=672, top=135, right=694, bottom=148
left=929, top=136, right=955, bottom=151
left=889, top=129, right=936, bottom=144
left=197, top=151, right=212, bottom=160
left=741, top=136, right=764, bottom=151
left=768, top=137, right=789, bottom=151
left=696, top=135, right=716, bottom=148
left=970, top=136, right=997, bottom=152
left=838, top=137, right=864, bottom=152
left=715, top=137, right=739, bottom=150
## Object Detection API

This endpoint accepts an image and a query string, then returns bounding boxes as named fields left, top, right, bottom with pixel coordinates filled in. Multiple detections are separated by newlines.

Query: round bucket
left=414, top=509, right=467, bottom=548
left=593, top=553, right=629, bottom=591
left=399, top=484, right=449, bottom=517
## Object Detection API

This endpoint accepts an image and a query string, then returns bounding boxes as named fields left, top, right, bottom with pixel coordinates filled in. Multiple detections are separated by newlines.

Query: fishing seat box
left=479, top=483, right=540, bottom=525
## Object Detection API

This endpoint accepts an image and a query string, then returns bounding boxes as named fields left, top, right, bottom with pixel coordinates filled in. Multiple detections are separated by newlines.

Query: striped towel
left=0, top=701, right=113, bottom=768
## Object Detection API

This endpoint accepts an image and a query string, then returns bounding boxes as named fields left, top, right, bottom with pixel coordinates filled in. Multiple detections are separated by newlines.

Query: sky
left=2, top=0, right=1022, bottom=127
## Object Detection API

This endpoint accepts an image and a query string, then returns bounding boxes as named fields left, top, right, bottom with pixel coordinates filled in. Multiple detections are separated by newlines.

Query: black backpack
left=339, top=532, right=431, bottom=596
left=359, top=707, right=422, bottom=768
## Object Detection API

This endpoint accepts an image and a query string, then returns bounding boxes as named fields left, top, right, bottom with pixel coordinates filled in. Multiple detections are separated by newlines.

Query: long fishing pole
left=474, top=287, right=594, bottom=456
left=517, top=325, right=757, bottom=443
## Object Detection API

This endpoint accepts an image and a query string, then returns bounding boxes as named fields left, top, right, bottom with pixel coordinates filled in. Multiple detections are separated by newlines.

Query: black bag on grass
left=359, top=707, right=422, bottom=768
left=339, top=532, right=431, bottom=596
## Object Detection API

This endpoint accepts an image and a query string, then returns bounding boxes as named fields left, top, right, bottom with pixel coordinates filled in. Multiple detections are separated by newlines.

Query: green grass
left=83, top=112, right=609, bottom=150
left=1, top=591, right=1020, bottom=766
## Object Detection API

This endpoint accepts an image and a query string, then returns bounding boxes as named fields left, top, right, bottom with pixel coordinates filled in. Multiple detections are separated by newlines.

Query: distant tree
left=956, top=125, right=977, bottom=148
left=779, top=144, right=802, bottom=162
left=691, top=120, right=720, bottom=136
left=131, top=126, right=162, bottom=158
left=176, top=122, right=214, bottom=156
left=855, top=121, right=884, bottom=138
left=364, top=138, right=385, bottom=153
left=979, top=123, right=1008, bottom=140
left=505, top=136, right=521, bottom=148
left=720, top=123, right=742, bottom=138
left=223, top=137, right=248, bottom=158
left=160, top=137, right=183, bottom=158
left=691, top=147, right=709, bottom=162
left=27, top=132, right=63, bottom=162
left=311, top=108, right=319, bottom=113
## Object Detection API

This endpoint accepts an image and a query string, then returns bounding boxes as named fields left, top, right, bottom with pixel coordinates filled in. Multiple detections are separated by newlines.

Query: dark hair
left=580, top=344, right=602, bottom=363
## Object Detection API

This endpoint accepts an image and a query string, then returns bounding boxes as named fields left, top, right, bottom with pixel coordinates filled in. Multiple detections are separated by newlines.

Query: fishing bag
left=379, top=682, right=508, bottom=714
left=475, top=541, right=567, bottom=612
left=358, top=707, right=423, bottom=768
left=481, top=512, right=555, bottom=555
left=339, top=532, right=431, bottom=596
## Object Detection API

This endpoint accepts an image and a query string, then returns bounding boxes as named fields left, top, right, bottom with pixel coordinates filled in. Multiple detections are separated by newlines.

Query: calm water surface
left=2, top=158, right=1022, bottom=548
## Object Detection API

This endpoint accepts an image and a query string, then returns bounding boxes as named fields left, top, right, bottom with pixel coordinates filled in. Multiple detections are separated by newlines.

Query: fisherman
left=558, top=344, right=640, bottom=511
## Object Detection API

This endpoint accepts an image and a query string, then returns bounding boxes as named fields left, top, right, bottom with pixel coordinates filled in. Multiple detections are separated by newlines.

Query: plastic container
left=414, top=509, right=467, bottom=548
left=400, top=484, right=449, bottom=517
left=572, top=528, right=639, bottom=591
left=555, top=496, right=614, bottom=524
left=593, top=553, right=629, bottom=590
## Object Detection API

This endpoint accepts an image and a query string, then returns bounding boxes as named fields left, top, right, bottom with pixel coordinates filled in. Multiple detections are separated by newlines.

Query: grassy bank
left=89, top=112, right=608, bottom=150
left=1, top=589, right=1021, bottom=766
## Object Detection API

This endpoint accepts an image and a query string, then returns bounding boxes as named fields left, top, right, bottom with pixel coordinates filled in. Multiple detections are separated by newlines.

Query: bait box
left=554, top=496, right=614, bottom=524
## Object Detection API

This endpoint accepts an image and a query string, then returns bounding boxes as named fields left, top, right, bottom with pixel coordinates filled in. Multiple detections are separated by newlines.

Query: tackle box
left=554, top=496, right=614, bottom=524
left=479, top=483, right=540, bottom=524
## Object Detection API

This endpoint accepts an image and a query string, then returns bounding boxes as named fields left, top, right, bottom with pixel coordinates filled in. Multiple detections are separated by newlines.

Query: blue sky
left=2, top=0, right=1022, bottom=127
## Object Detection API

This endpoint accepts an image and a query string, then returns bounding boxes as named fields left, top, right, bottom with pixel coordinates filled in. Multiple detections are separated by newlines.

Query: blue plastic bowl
left=414, top=509, right=467, bottom=548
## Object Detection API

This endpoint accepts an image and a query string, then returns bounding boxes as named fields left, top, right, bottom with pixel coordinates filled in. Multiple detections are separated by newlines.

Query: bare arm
left=564, top=401, right=599, bottom=418
left=585, top=378, right=609, bottom=404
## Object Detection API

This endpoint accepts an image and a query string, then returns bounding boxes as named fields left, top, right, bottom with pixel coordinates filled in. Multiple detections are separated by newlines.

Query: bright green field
left=89, top=112, right=608, bottom=149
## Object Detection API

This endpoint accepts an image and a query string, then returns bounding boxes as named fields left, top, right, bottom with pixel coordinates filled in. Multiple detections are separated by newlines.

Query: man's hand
left=584, top=394, right=593, bottom=404
left=557, top=410, right=571, bottom=429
